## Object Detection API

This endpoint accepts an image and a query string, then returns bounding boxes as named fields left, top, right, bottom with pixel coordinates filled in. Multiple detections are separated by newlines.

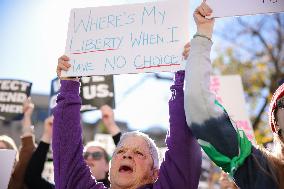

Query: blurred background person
left=25, top=105, right=121, bottom=188
left=0, top=134, right=18, bottom=153
left=1, top=97, right=36, bottom=189
left=25, top=116, right=55, bottom=189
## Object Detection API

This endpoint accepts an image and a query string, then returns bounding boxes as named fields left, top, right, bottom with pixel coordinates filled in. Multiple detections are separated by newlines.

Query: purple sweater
left=52, top=71, right=201, bottom=189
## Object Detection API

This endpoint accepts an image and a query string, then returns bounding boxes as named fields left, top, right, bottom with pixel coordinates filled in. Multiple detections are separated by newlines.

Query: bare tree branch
left=275, top=14, right=284, bottom=73
left=215, top=14, right=284, bottom=131
left=214, top=31, right=263, bottom=61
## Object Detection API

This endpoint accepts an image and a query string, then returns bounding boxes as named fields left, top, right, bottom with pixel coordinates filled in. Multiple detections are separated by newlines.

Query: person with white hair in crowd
left=53, top=51, right=202, bottom=188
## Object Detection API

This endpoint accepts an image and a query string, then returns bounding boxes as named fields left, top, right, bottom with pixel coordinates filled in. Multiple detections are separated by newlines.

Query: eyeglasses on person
left=83, top=151, right=104, bottom=160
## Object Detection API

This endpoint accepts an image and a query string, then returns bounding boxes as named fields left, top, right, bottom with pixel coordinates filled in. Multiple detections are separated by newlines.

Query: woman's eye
left=136, top=151, right=144, bottom=156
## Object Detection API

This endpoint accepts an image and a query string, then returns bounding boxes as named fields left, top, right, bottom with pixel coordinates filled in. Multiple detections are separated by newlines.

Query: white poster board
left=63, top=0, right=189, bottom=77
left=0, top=150, right=17, bottom=189
left=206, top=0, right=284, bottom=18
left=211, top=75, right=255, bottom=141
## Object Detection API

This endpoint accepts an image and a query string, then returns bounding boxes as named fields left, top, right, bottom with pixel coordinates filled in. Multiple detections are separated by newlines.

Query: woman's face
left=276, top=108, right=284, bottom=138
left=109, top=136, right=158, bottom=189
left=0, top=141, right=8, bottom=149
left=84, top=146, right=109, bottom=180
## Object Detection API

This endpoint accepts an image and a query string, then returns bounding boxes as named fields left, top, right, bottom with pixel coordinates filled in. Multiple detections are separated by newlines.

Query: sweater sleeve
left=184, top=36, right=240, bottom=160
left=25, top=141, right=55, bottom=189
left=112, top=132, right=121, bottom=146
left=153, top=71, right=202, bottom=189
left=52, top=80, right=106, bottom=189
left=8, top=136, right=35, bottom=189
left=184, top=37, right=277, bottom=189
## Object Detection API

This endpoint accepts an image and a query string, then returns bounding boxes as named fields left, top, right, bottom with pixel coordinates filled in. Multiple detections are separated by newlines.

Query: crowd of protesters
left=0, top=1, right=283, bottom=189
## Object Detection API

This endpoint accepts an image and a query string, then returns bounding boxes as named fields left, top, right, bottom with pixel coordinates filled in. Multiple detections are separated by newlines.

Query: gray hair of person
left=114, top=131, right=160, bottom=170
left=0, top=135, right=19, bottom=161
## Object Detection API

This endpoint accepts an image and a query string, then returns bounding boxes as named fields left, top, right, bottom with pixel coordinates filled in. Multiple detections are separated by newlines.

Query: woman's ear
left=151, top=168, right=159, bottom=182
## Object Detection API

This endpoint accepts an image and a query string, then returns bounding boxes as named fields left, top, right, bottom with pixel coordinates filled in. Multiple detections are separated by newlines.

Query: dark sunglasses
left=83, top=151, right=104, bottom=160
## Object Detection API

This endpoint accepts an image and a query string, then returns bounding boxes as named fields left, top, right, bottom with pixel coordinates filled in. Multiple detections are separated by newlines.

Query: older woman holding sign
left=184, top=1, right=284, bottom=189
left=53, top=53, right=201, bottom=188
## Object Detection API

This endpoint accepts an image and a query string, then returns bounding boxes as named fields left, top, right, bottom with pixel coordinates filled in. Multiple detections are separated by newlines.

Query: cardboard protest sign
left=62, top=0, right=189, bottom=77
left=0, top=149, right=17, bottom=189
left=80, top=76, right=115, bottom=111
left=211, top=75, right=255, bottom=141
left=206, top=0, right=284, bottom=18
left=49, top=76, right=115, bottom=113
left=0, top=79, right=32, bottom=121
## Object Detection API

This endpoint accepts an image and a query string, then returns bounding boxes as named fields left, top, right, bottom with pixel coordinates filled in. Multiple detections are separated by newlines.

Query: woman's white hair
left=115, top=131, right=160, bottom=170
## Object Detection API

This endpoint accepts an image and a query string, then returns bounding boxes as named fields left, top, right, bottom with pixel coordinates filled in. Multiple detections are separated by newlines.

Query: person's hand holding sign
left=194, top=0, right=215, bottom=40
left=57, top=55, right=79, bottom=82
left=21, top=97, right=35, bottom=137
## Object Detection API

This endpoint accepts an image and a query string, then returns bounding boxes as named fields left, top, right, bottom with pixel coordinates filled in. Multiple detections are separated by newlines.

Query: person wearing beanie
left=269, top=83, right=284, bottom=138
left=184, top=1, right=284, bottom=189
